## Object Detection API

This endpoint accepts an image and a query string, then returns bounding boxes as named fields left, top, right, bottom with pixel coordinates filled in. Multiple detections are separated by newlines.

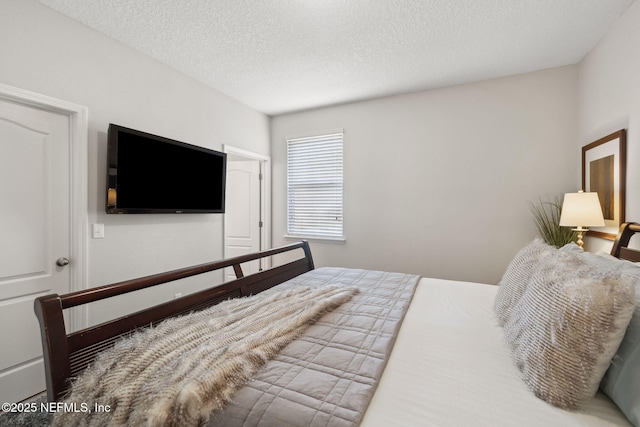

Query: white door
left=0, top=97, right=72, bottom=403
left=224, top=160, right=261, bottom=281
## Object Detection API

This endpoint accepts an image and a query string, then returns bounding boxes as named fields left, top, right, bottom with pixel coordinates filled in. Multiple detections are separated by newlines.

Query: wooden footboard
left=34, top=241, right=314, bottom=402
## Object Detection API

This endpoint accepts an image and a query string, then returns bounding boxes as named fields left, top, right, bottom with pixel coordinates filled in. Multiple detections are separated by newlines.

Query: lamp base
left=571, top=227, right=589, bottom=250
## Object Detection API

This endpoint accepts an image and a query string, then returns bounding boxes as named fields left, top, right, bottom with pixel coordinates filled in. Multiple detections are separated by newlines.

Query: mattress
left=361, top=277, right=631, bottom=427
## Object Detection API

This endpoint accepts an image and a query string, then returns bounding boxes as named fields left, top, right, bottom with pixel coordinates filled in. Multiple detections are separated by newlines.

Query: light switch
left=92, top=223, right=105, bottom=239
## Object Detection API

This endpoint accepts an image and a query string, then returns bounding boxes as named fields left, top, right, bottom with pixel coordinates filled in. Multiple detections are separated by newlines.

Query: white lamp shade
left=559, top=192, right=605, bottom=227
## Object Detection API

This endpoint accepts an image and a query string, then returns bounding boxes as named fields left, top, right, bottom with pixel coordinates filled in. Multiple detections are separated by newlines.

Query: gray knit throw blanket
left=53, top=285, right=357, bottom=427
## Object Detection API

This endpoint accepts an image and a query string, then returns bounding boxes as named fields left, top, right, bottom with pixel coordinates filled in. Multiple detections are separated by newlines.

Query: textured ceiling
left=37, top=0, right=634, bottom=116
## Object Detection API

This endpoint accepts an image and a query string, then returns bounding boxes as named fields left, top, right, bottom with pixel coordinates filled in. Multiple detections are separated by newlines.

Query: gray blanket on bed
left=208, top=267, right=420, bottom=427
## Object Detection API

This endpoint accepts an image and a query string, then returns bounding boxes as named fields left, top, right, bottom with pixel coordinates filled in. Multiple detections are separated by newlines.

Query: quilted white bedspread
left=361, top=278, right=631, bottom=427
left=207, top=267, right=420, bottom=427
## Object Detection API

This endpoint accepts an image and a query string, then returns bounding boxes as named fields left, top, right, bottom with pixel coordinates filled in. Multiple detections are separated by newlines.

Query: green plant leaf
left=529, top=196, right=579, bottom=248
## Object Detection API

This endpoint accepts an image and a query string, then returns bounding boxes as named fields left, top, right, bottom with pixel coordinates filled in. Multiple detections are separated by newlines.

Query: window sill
left=284, top=234, right=346, bottom=244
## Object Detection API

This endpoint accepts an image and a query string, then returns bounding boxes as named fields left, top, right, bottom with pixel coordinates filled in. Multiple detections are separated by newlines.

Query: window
left=286, top=131, right=344, bottom=241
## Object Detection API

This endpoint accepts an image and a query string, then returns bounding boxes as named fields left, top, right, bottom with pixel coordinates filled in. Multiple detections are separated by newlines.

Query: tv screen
left=106, top=124, right=226, bottom=214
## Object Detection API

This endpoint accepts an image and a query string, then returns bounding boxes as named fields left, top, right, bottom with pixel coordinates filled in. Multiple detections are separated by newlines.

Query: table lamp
left=559, top=191, right=605, bottom=249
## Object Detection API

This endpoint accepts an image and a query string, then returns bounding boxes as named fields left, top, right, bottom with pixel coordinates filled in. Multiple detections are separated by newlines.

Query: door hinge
left=259, top=173, right=263, bottom=181
left=259, top=221, right=263, bottom=228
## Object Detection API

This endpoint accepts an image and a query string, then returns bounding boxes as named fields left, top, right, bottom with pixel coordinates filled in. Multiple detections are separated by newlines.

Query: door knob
left=56, top=257, right=70, bottom=267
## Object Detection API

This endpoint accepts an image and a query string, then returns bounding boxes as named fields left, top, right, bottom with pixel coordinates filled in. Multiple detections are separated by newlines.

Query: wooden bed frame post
left=34, top=294, right=71, bottom=402
left=302, top=241, right=315, bottom=271
left=610, top=222, right=640, bottom=261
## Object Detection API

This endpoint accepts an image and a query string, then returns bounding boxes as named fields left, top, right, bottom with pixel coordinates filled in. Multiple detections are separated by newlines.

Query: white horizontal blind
left=287, top=132, right=343, bottom=239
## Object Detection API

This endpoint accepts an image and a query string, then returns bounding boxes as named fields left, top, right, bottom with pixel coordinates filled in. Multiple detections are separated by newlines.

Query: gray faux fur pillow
left=503, top=250, right=636, bottom=409
left=494, top=239, right=555, bottom=326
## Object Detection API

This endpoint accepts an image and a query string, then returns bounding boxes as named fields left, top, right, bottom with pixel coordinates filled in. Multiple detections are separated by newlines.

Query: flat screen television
left=106, top=124, right=226, bottom=214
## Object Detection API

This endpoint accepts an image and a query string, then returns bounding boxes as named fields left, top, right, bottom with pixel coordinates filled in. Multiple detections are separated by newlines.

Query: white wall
left=272, top=66, right=579, bottom=284
left=0, top=0, right=270, bottom=324
left=579, top=0, right=640, bottom=253
left=4, top=0, right=635, bottom=317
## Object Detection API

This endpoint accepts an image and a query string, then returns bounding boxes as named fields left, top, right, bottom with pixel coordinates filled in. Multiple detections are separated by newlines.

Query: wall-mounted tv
left=106, top=124, right=226, bottom=214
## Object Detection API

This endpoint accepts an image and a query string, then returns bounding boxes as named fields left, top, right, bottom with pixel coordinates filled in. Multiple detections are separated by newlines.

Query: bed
left=34, top=224, right=640, bottom=426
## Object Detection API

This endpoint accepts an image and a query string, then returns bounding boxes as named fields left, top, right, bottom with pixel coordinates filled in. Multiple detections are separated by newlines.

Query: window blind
left=287, top=132, right=343, bottom=239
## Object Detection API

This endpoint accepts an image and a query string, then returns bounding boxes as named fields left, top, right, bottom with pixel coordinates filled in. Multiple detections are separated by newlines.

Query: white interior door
left=224, top=160, right=261, bottom=281
left=0, top=97, right=73, bottom=403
